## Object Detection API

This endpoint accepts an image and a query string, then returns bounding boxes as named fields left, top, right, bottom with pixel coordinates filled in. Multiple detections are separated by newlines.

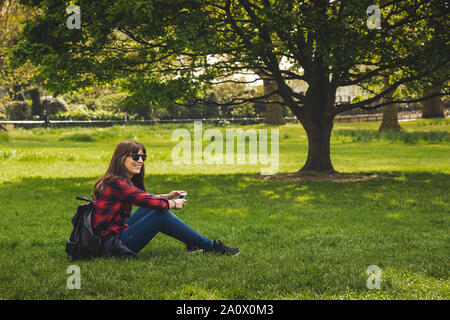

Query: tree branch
left=175, top=88, right=282, bottom=108
left=359, top=91, right=449, bottom=111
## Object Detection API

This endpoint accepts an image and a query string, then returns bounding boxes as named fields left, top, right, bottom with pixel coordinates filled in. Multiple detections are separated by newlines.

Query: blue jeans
left=118, top=207, right=213, bottom=254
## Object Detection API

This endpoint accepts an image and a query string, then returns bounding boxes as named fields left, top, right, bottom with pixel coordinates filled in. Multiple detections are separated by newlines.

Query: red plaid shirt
left=91, top=178, right=170, bottom=237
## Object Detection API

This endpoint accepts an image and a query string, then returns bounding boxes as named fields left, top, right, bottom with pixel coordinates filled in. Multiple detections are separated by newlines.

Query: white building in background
left=335, top=86, right=362, bottom=104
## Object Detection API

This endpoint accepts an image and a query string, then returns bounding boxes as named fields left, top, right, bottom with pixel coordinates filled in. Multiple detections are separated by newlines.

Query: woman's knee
left=128, top=207, right=159, bottom=225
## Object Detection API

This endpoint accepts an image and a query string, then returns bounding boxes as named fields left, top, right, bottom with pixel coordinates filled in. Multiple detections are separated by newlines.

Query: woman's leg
left=119, top=208, right=213, bottom=254
left=126, top=207, right=151, bottom=226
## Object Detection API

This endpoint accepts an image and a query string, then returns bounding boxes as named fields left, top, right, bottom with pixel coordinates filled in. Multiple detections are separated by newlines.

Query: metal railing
left=1, top=110, right=448, bottom=128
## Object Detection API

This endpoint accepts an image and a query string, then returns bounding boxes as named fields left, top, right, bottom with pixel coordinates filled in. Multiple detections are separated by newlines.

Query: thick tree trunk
left=299, top=116, right=335, bottom=172
left=289, top=66, right=336, bottom=173
left=379, top=102, right=401, bottom=131
left=295, top=100, right=335, bottom=173
left=422, top=86, right=444, bottom=118
left=379, top=78, right=401, bottom=131
left=263, top=78, right=286, bottom=125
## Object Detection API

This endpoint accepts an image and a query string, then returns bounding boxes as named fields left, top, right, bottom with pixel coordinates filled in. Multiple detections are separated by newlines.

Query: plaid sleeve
left=114, top=179, right=170, bottom=211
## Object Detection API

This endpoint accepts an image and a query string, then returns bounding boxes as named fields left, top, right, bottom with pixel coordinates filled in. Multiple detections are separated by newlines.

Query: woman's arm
left=113, top=179, right=186, bottom=210
left=167, top=198, right=186, bottom=210
left=157, top=190, right=187, bottom=200
left=114, top=179, right=170, bottom=211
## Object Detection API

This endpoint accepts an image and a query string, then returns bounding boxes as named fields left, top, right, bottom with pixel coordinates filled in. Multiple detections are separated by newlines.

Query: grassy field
left=0, top=118, right=449, bottom=299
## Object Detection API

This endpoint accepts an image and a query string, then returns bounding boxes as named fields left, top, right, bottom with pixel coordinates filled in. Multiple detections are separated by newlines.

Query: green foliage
left=56, top=85, right=146, bottom=119
left=415, top=117, right=450, bottom=127
left=334, top=129, right=450, bottom=144
left=51, top=104, right=126, bottom=120
left=7, top=0, right=449, bottom=173
left=0, top=102, right=6, bottom=120
left=40, top=96, right=68, bottom=115
left=10, top=0, right=448, bottom=113
left=4, top=100, right=31, bottom=120
left=58, top=133, right=96, bottom=142
left=0, top=132, right=9, bottom=142
left=230, top=103, right=257, bottom=118
left=62, top=86, right=128, bottom=111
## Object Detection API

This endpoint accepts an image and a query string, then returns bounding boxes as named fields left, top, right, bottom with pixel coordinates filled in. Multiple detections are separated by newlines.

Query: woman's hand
left=167, top=190, right=187, bottom=200
left=170, top=198, right=186, bottom=210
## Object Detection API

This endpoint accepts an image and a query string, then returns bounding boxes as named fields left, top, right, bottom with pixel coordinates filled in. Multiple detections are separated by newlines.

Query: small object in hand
left=178, top=193, right=187, bottom=199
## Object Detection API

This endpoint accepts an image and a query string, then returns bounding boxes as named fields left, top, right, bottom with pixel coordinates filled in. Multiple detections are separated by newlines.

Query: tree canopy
left=10, top=0, right=450, bottom=172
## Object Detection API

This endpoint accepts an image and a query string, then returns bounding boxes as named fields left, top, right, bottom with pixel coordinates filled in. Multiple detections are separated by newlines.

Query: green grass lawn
left=0, top=118, right=449, bottom=299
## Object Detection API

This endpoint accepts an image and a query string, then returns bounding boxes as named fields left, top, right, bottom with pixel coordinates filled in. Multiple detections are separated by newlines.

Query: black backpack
left=65, top=196, right=103, bottom=260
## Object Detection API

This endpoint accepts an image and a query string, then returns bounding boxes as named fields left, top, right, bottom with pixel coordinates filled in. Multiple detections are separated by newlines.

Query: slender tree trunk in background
left=379, top=78, right=401, bottom=131
left=379, top=103, right=401, bottom=131
left=422, top=86, right=444, bottom=118
left=379, top=101, right=401, bottom=131
left=262, top=78, right=286, bottom=125
left=28, top=87, right=41, bottom=116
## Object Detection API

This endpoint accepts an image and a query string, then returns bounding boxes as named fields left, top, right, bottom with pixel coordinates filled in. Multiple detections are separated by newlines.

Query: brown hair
left=93, top=140, right=146, bottom=199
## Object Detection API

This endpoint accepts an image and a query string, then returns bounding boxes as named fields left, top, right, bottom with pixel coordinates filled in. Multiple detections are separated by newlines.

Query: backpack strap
left=76, top=196, right=92, bottom=203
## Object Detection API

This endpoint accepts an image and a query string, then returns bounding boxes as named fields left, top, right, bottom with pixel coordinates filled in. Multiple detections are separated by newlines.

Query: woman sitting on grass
left=91, top=140, right=239, bottom=257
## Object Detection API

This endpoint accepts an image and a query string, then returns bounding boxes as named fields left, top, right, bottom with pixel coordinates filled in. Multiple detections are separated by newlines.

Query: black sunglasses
left=130, top=153, right=147, bottom=161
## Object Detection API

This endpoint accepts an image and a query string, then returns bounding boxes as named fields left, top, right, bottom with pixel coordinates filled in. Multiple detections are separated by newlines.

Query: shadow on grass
left=0, top=171, right=448, bottom=298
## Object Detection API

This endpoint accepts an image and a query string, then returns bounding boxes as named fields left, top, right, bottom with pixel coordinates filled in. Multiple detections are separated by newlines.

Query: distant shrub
left=59, top=133, right=97, bottom=142
left=334, top=129, right=450, bottom=144
left=93, top=92, right=128, bottom=111
left=40, top=96, right=68, bottom=115
left=230, top=103, right=256, bottom=118
left=417, top=118, right=450, bottom=127
left=4, top=101, right=31, bottom=120
left=61, top=85, right=128, bottom=111
left=52, top=104, right=126, bottom=120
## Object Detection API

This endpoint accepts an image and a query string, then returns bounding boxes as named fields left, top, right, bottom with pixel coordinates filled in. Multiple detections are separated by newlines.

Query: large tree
left=11, top=0, right=449, bottom=172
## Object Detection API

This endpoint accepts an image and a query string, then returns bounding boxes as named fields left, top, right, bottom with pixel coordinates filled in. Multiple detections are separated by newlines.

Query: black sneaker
left=204, top=240, right=240, bottom=256
left=186, top=243, right=202, bottom=253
